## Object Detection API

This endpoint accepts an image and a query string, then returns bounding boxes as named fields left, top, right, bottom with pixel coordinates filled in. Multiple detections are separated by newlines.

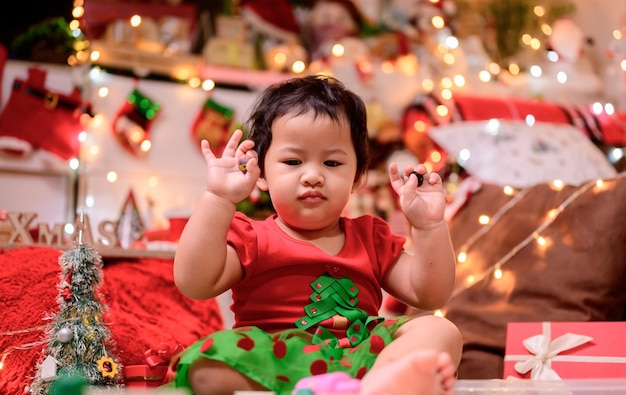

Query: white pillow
left=428, top=120, right=617, bottom=188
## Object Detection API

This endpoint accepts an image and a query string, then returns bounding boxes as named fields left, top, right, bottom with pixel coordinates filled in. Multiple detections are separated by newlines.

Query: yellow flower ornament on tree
left=96, top=356, right=119, bottom=379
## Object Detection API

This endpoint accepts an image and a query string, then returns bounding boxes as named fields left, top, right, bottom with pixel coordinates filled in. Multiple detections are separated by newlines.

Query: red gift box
left=503, top=321, right=626, bottom=380
left=124, top=342, right=184, bottom=387
left=124, top=364, right=168, bottom=388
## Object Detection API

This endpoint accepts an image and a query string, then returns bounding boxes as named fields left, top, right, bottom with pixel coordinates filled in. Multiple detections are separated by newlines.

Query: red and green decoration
left=112, top=89, right=161, bottom=156
left=191, top=97, right=235, bottom=157
left=295, top=273, right=384, bottom=359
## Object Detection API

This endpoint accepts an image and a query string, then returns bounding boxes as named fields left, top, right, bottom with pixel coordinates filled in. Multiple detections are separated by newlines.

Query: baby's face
left=257, top=111, right=358, bottom=231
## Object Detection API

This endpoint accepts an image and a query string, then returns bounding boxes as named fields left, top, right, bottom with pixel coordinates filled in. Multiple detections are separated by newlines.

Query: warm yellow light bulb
left=551, top=179, right=564, bottom=190
left=148, top=176, right=159, bottom=188
left=435, top=105, right=449, bottom=117
left=454, top=74, right=466, bottom=87
left=431, top=16, right=445, bottom=29
left=478, top=70, right=491, bottom=82
left=188, top=77, right=201, bottom=88
left=130, top=15, right=142, bottom=27
left=292, top=61, right=306, bottom=74
left=331, top=44, right=345, bottom=57
left=508, top=63, right=520, bottom=75
left=106, top=171, right=118, bottom=183
left=202, top=79, right=216, bottom=91
left=140, top=139, right=152, bottom=152
left=443, top=53, right=455, bottom=65
left=429, top=150, right=441, bottom=163
left=129, top=128, right=144, bottom=143
left=72, top=6, right=84, bottom=18
left=534, top=5, right=545, bottom=17
left=413, top=120, right=427, bottom=132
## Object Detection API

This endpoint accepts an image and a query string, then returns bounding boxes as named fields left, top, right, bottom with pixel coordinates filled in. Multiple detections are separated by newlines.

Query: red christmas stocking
left=190, top=97, right=235, bottom=157
left=111, top=89, right=160, bottom=156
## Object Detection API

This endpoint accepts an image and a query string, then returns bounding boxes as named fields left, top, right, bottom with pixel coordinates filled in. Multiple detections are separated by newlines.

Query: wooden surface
left=0, top=243, right=175, bottom=260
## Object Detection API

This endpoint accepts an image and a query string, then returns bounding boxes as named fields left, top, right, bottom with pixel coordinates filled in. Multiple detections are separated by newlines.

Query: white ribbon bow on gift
left=513, top=322, right=593, bottom=380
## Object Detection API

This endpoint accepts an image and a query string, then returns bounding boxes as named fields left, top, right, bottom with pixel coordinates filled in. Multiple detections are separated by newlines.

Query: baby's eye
left=324, top=160, right=341, bottom=167
left=283, top=160, right=301, bottom=166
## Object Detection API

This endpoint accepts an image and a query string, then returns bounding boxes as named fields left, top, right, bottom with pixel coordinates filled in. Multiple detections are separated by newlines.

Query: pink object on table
left=293, top=372, right=361, bottom=395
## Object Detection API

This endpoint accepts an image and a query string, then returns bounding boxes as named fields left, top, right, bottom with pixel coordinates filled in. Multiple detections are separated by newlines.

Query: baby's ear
left=352, top=174, right=367, bottom=192
left=256, top=177, right=269, bottom=191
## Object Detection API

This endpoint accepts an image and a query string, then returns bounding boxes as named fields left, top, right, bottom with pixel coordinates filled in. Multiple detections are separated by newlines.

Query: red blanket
left=0, top=246, right=224, bottom=394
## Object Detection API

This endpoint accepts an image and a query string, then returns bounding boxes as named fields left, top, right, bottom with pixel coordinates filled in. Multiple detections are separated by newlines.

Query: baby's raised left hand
left=388, top=163, right=446, bottom=230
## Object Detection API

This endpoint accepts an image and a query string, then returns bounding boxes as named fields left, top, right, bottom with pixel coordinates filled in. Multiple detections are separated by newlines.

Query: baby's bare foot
left=360, top=349, right=456, bottom=395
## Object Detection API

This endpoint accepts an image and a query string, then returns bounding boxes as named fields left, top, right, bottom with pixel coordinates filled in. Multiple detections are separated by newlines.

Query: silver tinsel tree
left=29, top=229, right=123, bottom=394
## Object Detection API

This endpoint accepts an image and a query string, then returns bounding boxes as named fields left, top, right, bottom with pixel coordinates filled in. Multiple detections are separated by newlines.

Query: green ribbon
left=295, top=273, right=385, bottom=358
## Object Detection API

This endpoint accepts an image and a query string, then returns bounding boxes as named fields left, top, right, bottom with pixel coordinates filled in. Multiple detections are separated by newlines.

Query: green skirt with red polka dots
left=162, top=316, right=410, bottom=395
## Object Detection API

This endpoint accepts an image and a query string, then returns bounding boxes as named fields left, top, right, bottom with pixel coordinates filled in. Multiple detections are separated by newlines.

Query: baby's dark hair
left=245, top=74, right=369, bottom=183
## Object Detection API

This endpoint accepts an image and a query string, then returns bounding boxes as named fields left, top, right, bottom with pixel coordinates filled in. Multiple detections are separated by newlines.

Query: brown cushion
left=443, top=173, right=626, bottom=379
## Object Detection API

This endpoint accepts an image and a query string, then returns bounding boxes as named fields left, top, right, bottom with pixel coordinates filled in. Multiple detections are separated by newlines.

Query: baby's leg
left=187, top=358, right=267, bottom=395
left=375, top=314, right=463, bottom=368
left=360, top=349, right=456, bottom=395
left=356, top=314, right=461, bottom=395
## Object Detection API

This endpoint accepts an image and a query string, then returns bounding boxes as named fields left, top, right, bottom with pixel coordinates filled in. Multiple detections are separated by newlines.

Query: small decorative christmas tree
left=28, top=215, right=123, bottom=394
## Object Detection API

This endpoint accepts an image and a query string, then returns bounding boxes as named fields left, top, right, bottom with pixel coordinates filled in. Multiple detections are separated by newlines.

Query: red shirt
left=226, top=212, right=406, bottom=337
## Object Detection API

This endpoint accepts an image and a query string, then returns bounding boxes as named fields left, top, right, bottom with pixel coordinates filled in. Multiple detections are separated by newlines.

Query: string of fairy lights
left=431, top=173, right=624, bottom=318
left=62, top=0, right=625, bottom=207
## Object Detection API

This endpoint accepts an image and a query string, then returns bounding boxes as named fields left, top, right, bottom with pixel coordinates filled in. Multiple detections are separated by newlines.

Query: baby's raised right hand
left=201, top=129, right=260, bottom=204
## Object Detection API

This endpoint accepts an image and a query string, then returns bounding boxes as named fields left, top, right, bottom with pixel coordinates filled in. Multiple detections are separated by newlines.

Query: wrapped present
left=124, top=364, right=168, bottom=388
left=503, top=321, right=626, bottom=380
left=124, top=343, right=184, bottom=388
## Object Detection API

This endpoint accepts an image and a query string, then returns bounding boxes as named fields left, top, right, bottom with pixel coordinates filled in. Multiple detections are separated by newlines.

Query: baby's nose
left=301, top=166, right=324, bottom=186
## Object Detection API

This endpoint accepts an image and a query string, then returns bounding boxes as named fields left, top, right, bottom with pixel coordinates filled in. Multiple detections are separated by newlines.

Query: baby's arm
left=173, top=130, right=260, bottom=300
left=384, top=163, right=456, bottom=311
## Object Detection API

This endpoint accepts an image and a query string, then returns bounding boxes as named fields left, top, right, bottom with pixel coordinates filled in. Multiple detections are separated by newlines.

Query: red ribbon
left=144, top=343, right=184, bottom=368
left=61, top=287, right=72, bottom=301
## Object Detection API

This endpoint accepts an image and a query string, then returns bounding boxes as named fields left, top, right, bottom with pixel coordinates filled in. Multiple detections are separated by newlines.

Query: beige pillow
left=443, top=173, right=626, bottom=379
left=428, top=120, right=617, bottom=188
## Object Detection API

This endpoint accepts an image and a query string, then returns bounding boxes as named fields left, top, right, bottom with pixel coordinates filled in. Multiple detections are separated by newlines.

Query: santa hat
left=240, top=0, right=301, bottom=42
left=309, top=0, right=367, bottom=30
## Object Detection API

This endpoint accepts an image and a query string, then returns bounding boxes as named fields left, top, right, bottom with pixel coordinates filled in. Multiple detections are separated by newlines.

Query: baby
left=167, top=75, right=462, bottom=395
